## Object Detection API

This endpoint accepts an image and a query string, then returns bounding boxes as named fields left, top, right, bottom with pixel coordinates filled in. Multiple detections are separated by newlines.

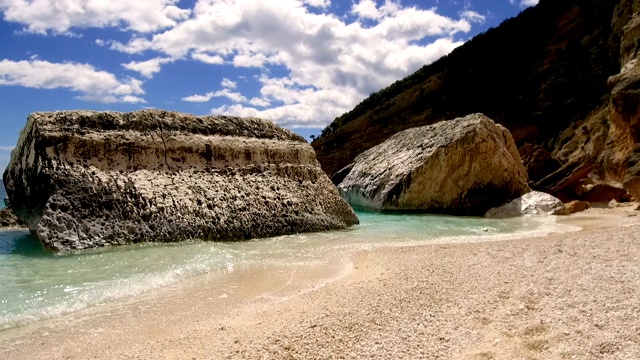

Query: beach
left=0, top=205, right=639, bottom=359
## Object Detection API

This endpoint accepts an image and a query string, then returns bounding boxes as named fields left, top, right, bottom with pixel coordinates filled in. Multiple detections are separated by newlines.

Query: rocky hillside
left=313, top=0, right=639, bottom=200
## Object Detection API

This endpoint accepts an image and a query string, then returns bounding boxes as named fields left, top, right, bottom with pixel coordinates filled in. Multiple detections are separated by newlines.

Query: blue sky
left=0, top=0, right=537, bottom=171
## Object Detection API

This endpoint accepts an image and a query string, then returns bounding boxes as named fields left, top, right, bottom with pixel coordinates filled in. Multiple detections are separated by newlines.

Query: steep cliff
left=313, top=0, right=639, bottom=199
left=3, top=110, right=358, bottom=252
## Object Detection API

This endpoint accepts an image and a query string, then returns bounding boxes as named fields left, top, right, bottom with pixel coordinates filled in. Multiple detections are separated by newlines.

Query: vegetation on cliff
left=312, top=0, right=625, bottom=178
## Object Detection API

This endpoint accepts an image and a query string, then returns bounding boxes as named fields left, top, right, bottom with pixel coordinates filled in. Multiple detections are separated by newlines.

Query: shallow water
left=0, top=211, right=558, bottom=330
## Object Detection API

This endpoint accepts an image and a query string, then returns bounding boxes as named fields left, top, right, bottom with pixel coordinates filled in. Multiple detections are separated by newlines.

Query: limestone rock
left=485, top=191, right=570, bottom=218
left=519, top=143, right=562, bottom=183
left=2, top=110, right=359, bottom=252
left=0, top=208, right=27, bottom=228
left=580, top=182, right=631, bottom=203
left=330, top=164, right=353, bottom=186
left=337, top=114, right=530, bottom=215
left=565, top=200, right=591, bottom=214
left=624, top=146, right=640, bottom=199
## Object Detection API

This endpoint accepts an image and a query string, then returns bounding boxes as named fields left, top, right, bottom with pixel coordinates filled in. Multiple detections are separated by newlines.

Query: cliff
left=3, top=110, right=359, bottom=252
left=313, top=0, right=639, bottom=199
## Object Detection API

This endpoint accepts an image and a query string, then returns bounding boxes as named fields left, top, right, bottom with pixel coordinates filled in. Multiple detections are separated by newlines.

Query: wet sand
left=1, top=205, right=639, bottom=359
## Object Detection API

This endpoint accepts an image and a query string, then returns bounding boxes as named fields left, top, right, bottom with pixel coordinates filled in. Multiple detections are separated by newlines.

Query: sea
left=0, top=206, right=571, bottom=331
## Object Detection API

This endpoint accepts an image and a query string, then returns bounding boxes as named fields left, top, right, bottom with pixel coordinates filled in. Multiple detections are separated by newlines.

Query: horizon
left=0, top=0, right=538, bottom=172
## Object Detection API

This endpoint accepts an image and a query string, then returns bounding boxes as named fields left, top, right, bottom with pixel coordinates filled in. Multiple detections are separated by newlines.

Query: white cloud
left=191, top=52, right=225, bottom=65
left=302, top=0, right=330, bottom=8
left=0, top=59, right=145, bottom=103
left=351, top=0, right=380, bottom=20
left=108, top=0, right=474, bottom=127
left=249, top=97, right=270, bottom=107
left=0, top=146, right=15, bottom=151
left=122, top=57, right=173, bottom=78
left=221, top=78, right=237, bottom=89
left=1, top=0, right=485, bottom=128
left=182, top=89, right=247, bottom=103
left=510, top=0, right=539, bottom=7
left=232, top=53, right=271, bottom=68
left=460, top=10, right=485, bottom=24
left=0, top=0, right=190, bottom=34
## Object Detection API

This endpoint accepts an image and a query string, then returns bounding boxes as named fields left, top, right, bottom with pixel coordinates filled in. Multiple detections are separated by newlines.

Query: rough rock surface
left=0, top=208, right=27, bottom=228
left=337, top=114, right=530, bottom=215
left=519, top=143, right=561, bottom=184
left=313, top=0, right=628, bottom=179
left=485, top=191, right=570, bottom=218
left=313, top=0, right=640, bottom=205
left=565, top=200, right=591, bottom=214
left=580, top=182, right=632, bottom=203
left=2, top=110, right=359, bottom=252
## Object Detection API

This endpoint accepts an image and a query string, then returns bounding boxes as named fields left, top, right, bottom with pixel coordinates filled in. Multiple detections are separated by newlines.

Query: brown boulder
left=565, top=200, right=591, bottom=213
left=580, top=183, right=632, bottom=203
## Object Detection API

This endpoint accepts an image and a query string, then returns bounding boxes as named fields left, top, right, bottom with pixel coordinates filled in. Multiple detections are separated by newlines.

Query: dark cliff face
left=312, top=0, right=626, bottom=178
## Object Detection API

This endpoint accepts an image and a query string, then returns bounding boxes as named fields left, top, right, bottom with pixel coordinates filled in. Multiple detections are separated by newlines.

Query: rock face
left=0, top=208, right=27, bottom=228
left=337, top=114, right=530, bottom=215
left=580, top=182, right=632, bottom=203
left=519, top=143, right=561, bottom=184
left=313, top=0, right=640, bottom=204
left=3, top=110, right=359, bottom=252
left=485, top=191, right=570, bottom=218
left=313, top=0, right=626, bottom=178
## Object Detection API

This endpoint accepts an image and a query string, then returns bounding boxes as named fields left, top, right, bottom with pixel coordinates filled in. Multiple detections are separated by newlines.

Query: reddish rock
left=565, top=200, right=591, bottom=213
left=580, top=183, right=632, bottom=203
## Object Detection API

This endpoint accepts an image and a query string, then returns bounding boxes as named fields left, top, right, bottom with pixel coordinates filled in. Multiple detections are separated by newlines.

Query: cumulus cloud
left=122, top=57, right=173, bottom=78
left=460, top=10, right=485, bottom=24
left=509, top=0, right=539, bottom=7
left=302, top=0, right=330, bottom=8
left=102, top=0, right=470, bottom=127
left=0, top=59, right=145, bottom=103
left=1, top=0, right=486, bottom=128
left=0, top=0, right=190, bottom=34
left=182, top=89, right=247, bottom=103
left=191, top=52, right=225, bottom=65
left=351, top=0, right=380, bottom=20
left=221, top=78, right=237, bottom=89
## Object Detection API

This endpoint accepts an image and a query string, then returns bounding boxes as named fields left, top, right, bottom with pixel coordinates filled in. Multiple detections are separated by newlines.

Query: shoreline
left=1, top=205, right=639, bottom=359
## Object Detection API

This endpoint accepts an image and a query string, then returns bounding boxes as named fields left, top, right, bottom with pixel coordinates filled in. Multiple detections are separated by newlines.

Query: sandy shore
left=1, top=205, right=639, bottom=359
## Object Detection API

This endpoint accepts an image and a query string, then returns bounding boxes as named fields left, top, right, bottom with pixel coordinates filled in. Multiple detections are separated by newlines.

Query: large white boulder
left=337, top=113, right=531, bottom=215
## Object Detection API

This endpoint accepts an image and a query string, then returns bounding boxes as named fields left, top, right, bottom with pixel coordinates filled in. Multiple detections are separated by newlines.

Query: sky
left=0, top=0, right=538, bottom=171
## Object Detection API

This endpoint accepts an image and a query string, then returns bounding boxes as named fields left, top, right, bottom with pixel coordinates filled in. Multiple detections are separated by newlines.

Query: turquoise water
left=0, top=212, right=553, bottom=330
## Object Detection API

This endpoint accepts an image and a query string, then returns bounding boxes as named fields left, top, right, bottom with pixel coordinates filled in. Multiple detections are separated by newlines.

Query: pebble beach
left=1, top=205, right=639, bottom=359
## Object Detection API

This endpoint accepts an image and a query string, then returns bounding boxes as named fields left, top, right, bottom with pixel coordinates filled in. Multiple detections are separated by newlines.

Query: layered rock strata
left=337, top=114, right=530, bottom=215
left=3, top=110, right=359, bottom=252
